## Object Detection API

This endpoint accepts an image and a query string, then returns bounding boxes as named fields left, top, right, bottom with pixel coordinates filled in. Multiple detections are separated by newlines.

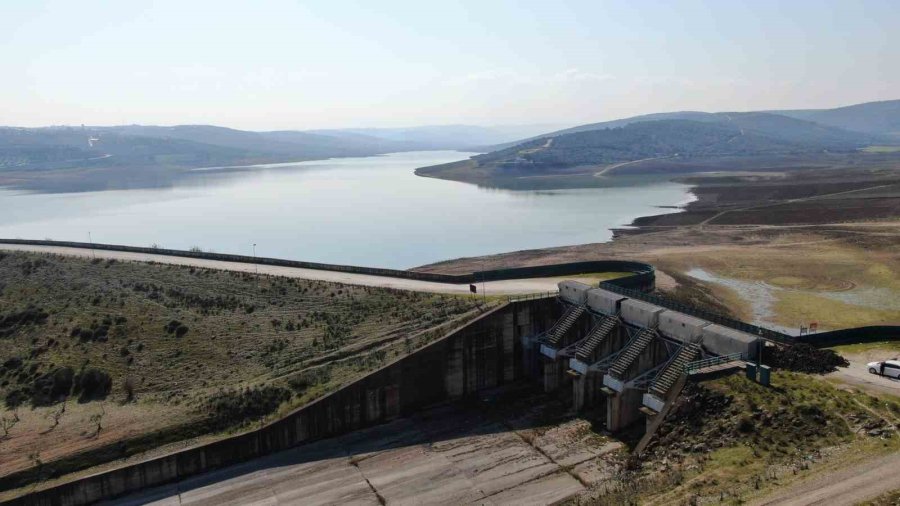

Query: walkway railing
left=507, top=291, right=558, bottom=303
left=684, top=352, right=745, bottom=374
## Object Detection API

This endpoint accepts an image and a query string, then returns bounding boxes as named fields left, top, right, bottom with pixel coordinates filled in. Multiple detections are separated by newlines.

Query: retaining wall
left=7, top=298, right=560, bottom=506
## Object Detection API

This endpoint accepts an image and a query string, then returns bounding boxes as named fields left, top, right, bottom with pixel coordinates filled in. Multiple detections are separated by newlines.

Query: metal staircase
left=609, top=328, right=655, bottom=379
left=649, top=343, right=701, bottom=398
left=575, top=316, right=617, bottom=362
left=544, top=304, right=586, bottom=347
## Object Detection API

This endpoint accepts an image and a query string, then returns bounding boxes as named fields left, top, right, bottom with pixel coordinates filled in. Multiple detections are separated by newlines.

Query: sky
left=2, top=0, right=898, bottom=130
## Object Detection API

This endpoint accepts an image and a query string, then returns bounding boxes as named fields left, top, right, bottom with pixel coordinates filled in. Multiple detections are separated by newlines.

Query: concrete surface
left=106, top=392, right=621, bottom=506
left=657, top=311, right=709, bottom=343
left=702, top=324, right=760, bottom=359
left=586, top=288, right=625, bottom=316
left=619, top=299, right=664, bottom=329
left=0, top=244, right=600, bottom=295
left=558, top=280, right=592, bottom=305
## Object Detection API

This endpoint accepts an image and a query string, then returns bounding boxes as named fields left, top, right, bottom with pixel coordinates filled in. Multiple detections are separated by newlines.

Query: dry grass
left=590, top=371, right=900, bottom=506
left=0, top=251, right=482, bottom=478
left=653, top=237, right=900, bottom=329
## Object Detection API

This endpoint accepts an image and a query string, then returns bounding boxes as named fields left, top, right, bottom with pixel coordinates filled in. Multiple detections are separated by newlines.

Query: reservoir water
left=0, top=151, right=692, bottom=269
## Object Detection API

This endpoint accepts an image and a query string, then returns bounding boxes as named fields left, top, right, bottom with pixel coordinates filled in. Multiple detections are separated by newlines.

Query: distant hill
left=485, top=100, right=899, bottom=151
left=773, top=100, right=900, bottom=137
left=417, top=99, right=899, bottom=187
left=0, top=122, right=555, bottom=176
left=474, top=116, right=870, bottom=169
left=310, top=124, right=561, bottom=151
left=417, top=105, right=894, bottom=187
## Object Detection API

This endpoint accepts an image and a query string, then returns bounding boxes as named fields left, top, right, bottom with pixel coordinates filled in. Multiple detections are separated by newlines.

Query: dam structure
left=537, top=281, right=762, bottom=432
left=7, top=247, right=893, bottom=505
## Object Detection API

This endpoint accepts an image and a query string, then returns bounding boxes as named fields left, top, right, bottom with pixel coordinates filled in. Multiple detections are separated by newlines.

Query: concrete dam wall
left=9, top=298, right=562, bottom=506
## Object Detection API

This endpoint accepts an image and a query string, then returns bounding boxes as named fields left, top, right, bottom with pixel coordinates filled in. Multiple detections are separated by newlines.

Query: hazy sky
left=3, top=0, right=898, bottom=130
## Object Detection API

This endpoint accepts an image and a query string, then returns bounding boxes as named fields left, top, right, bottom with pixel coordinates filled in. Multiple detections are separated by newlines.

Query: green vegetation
left=0, top=251, right=481, bottom=480
left=580, top=372, right=900, bottom=505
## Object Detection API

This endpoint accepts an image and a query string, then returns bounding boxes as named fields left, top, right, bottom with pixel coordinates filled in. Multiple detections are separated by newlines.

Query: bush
left=73, top=368, right=112, bottom=402
left=4, top=388, right=29, bottom=409
left=164, top=320, right=189, bottom=338
left=203, top=386, right=291, bottom=430
left=31, top=367, right=74, bottom=406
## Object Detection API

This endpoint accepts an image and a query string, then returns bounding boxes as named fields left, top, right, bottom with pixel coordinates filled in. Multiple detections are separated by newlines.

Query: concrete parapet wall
left=620, top=300, right=665, bottom=329
left=9, top=298, right=560, bottom=506
left=586, top=288, right=625, bottom=316
left=658, top=312, right=710, bottom=343
left=702, top=324, right=760, bottom=359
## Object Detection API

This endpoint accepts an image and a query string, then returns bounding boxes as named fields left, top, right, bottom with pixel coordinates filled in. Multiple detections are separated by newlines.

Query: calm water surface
left=0, top=151, right=693, bottom=268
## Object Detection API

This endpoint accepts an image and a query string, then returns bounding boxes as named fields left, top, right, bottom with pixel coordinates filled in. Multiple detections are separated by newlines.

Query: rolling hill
left=417, top=100, right=898, bottom=186
left=774, top=99, right=900, bottom=137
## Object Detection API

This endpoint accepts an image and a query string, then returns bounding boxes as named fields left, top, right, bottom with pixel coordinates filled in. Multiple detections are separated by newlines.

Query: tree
left=89, top=404, right=106, bottom=439
left=44, top=401, right=66, bottom=433
left=1, top=410, right=20, bottom=438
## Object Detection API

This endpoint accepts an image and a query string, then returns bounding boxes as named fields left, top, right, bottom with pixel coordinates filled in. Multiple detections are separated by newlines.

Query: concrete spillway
left=538, top=280, right=761, bottom=432
left=12, top=279, right=766, bottom=505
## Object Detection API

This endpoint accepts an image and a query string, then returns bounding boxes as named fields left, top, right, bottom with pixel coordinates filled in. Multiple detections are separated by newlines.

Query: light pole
left=88, top=231, right=95, bottom=260
left=252, top=243, right=257, bottom=275
left=480, top=260, right=487, bottom=305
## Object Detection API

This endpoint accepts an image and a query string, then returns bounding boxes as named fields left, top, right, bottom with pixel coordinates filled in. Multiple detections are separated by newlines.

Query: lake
left=0, top=151, right=693, bottom=269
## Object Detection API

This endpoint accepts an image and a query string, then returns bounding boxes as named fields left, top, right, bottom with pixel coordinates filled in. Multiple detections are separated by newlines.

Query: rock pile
left=764, top=343, right=849, bottom=374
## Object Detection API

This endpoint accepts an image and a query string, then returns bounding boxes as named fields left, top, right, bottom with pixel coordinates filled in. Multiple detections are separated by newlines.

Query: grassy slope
left=576, top=371, right=900, bottom=505
left=0, top=251, right=482, bottom=479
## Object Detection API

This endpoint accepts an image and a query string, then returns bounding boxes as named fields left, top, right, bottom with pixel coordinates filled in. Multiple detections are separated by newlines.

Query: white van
left=867, top=360, right=900, bottom=379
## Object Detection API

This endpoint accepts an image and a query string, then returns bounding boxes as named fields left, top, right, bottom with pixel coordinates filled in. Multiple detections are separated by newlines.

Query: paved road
left=753, top=451, right=900, bottom=506
left=0, top=243, right=600, bottom=295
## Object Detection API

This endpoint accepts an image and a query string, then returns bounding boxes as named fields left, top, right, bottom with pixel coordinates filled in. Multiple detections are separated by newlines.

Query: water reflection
left=0, top=151, right=693, bottom=269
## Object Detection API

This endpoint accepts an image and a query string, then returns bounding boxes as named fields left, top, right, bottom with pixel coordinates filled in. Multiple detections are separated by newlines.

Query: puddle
left=686, top=268, right=796, bottom=335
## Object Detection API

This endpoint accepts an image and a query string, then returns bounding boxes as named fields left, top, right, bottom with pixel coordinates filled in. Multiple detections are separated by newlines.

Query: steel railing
left=684, top=352, right=745, bottom=374
left=506, top=291, right=558, bottom=303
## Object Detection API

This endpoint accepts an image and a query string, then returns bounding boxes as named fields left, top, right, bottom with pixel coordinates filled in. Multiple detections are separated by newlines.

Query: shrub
left=203, top=386, right=291, bottom=430
left=31, top=367, right=75, bottom=406
left=73, top=368, right=112, bottom=402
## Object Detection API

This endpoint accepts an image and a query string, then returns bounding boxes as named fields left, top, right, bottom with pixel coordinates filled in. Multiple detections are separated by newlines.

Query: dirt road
left=829, top=350, right=900, bottom=397
left=0, top=243, right=600, bottom=295
left=752, top=451, right=900, bottom=506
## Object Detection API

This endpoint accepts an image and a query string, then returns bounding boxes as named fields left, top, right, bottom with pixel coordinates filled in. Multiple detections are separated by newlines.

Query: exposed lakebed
left=0, top=151, right=693, bottom=269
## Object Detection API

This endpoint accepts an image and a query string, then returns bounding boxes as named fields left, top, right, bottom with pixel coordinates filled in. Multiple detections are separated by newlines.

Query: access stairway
left=609, top=328, right=655, bottom=379
left=544, top=304, right=586, bottom=347
left=575, top=316, right=617, bottom=363
left=648, top=342, right=701, bottom=399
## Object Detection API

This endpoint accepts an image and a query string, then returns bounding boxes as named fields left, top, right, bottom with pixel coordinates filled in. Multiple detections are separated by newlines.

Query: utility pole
left=757, top=328, right=763, bottom=370
left=252, top=243, right=258, bottom=289
left=480, top=260, right=487, bottom=305
left=88, top=231, right=95, bottom=260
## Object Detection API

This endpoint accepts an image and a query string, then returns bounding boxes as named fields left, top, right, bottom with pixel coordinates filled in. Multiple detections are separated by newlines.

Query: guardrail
left=0, top=239, right=656, bottom=287
left=506, top=291, right=559, bottom=303
left=685, top=352, right=745, bottom=374
left=796, top=325, right=900, bottom=347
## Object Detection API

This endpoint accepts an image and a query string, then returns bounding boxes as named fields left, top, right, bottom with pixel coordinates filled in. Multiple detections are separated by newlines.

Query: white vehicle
left=867, top=360, right=900, bottom=379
